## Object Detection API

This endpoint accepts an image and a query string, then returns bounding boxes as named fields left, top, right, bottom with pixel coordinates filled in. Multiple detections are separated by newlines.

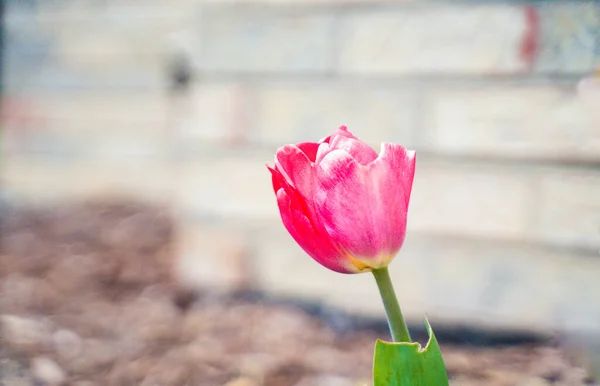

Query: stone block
left=53, top=31, right=136, bottom=70
left=33, top=3, right=198, bottom=75
left=535, top=170, right=600, bottom=250
left=1, top=158, right=173, bottom=204
left=177, top=153, right=279, bottom=220
left=180, top=82, right=252, bottom=145
left=408, top=161, right=534, bottom=240
left=337, top=5, right=530, bottom=75
left=7, top=63, right=164, bottom=93
left=535, top=3, right=600, bottom=74
left=6, top=82, right=249, bottom=157
left=31, top=92, right=168, bottom=129
left=199, top=4, right=335, bottom=73
left=14, top=92, right=169, bottom=156
left=426, top=84, right=600, bottom=161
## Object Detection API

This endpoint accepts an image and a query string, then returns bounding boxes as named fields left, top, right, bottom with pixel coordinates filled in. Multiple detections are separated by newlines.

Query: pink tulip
left=267, top=126, right=416, bottom=274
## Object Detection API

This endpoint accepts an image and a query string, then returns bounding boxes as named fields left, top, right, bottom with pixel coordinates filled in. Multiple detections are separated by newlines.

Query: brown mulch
left=0, top=201, right=596, bottom=386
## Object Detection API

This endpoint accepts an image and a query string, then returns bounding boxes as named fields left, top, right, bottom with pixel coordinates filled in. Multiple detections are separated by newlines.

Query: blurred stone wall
left=2, top=0, right=600, bottom=334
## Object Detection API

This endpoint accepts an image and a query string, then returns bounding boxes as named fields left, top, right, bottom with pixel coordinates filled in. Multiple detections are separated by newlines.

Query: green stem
left=372, top=267, right=411, bottom=343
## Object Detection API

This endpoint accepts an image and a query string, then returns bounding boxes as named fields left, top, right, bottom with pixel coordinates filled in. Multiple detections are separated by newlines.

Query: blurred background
left=1, top=0, right=600, bottom=385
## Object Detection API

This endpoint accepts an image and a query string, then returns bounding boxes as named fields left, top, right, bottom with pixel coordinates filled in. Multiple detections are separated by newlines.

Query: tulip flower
left=268, top=125, right=416, bottom=343
left=267, top=125, right=416, bottom=275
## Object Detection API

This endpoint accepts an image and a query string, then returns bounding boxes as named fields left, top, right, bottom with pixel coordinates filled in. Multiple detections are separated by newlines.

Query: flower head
left=268, top=126, right=416, bottom=274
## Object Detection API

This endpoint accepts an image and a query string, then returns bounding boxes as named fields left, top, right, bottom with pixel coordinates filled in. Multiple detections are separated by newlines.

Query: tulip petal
left=296, top=142, right=320, bottom=162
left=315, top=150, right=382, bottom=259
left=315, top=142, right=331, bottom=164
left=374, top=143, right=416, bottom=209
left=267, top=165, right=286, bottom=195
left=318, top=125, right=357, bottom=143
left=274, top=145, right=314, bottom=196
left=318, top=125, right=378, bottom=165
left=315, top=145, right=415, bottom=266
left=276, top=188, right=355, bottom=274
left=328, top=135, right=379, bottom=165
left=367, top=143, right=416, bottom=254
left=332, top=125, right=358, bottom=140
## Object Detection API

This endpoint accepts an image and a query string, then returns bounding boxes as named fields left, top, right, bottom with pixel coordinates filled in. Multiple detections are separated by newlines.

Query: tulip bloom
left=267, top=126, right=416, bottom=274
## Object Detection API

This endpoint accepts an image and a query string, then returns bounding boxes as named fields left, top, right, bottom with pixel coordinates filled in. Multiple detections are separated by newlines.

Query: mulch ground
left=0, top=201, right=596, bottom=386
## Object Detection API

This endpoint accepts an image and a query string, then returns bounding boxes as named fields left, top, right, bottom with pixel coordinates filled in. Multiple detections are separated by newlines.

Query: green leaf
left=373, top=318, right=449, bottom=386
